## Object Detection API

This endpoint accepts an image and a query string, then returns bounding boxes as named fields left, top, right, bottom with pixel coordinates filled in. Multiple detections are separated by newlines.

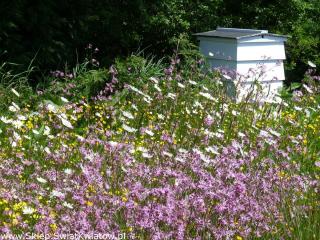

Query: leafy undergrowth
left=0, top=58, right=319, bottom=239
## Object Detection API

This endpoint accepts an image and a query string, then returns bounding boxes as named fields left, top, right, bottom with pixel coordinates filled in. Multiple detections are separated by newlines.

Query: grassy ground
left=0, top=53, right=319, bottom=239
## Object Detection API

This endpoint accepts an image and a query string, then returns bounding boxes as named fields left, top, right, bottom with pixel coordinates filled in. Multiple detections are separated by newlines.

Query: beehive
left=195, top=27, right=288, bottom=102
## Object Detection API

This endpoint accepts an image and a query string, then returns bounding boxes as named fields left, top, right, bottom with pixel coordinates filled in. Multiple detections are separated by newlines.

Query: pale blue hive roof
left=194, top=27, right=288, bottom=40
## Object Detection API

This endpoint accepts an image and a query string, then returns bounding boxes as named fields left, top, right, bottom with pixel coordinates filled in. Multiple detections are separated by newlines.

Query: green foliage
left=0, top=62, right=34, bottom=111
left=41, top=66, right=109, bottom=102
left=114, top=53, right=164, bottom=88
left=283, top=0, right=320, bottom=81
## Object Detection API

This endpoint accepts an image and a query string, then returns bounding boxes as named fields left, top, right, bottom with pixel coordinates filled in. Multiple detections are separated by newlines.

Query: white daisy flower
left=13, top=131, right=21, bottom=141
left=51, top=190, right=65, bottom=198
left=268, top=129, right=281, bottom=137
left=12, top=120, right=24, bottom=129
left=36, top=177, right=48, bottom=184
left=122, top=124, right=137, bottom=133
left=17, top=115, right=27, bottom=121
left=157, top=114, right=165, bottom=120
left=142, top=152, right=153, bottom=158
left=223, top=74, right=232, bottom=80
left=22, top=206, right=35, bottom=215
left=137, top=146, right=148, bottom=152
left=238, top=132, right=246, bottom=138
left=205, top=146, right=220, bottom=155
left=60, top=96, right=69, bottom=103
left=177, top=83, right=185, bottom=89
left=32, top=129, right=40, bottom=135
left=149, top=77, right=159, bottom=84
left=167, top=93, right=176, bottom=99
left=199, top=92, right=214, bottom=101
left=64, top=168, right=73, bottom=175
left=232, top=110, right=239, bottom=116
left=163, top=151, right=173, bottom=157
left=1, top=116, right=12, bottom=124
left=154, top=84, right=162, bottom=92
left=9, top=105, right=18, bottom=112
left=145, top=129, right=154, bottom=136
left=178, top=148, right=188, bottom=154
left=121, top=110, right=134, bottom=119
left=11, top=88, right=20, bottom=97
left=46, top=103, right=58, bottom=113
left=60, top=117, right=73, bottom=129
left=143, top=97, right=152, bottom=104
left=131, top=104, right=138, bottom=111
left=62, top=202, right=74, bottom=209
left=43, top=126, right=51, bottom=135
left=303, top=84, right=313, bottom=93
left=175, top=156, right=185, bottom=163
left=294, top=106, right=302, bottom=111
left=108, top=141, right=119, bottom=147
left=44, top=147, right=51, bottom=154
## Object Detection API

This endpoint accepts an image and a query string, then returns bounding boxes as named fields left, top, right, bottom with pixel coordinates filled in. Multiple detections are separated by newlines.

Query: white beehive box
left=195, top=27, right=288, bottom=102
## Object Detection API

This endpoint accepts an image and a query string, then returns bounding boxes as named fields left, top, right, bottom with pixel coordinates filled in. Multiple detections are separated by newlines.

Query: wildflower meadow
left=0, top=48, right=319, bottom=240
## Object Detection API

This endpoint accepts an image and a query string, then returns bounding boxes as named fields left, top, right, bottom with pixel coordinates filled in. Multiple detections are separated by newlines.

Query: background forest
left=0, top=0, right=319, bottom=83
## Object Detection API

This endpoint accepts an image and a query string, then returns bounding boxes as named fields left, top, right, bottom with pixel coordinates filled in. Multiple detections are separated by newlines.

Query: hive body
left=195, top=28, right=288, bottom=102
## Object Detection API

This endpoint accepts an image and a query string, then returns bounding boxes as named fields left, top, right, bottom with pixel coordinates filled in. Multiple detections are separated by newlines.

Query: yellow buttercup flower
left=12, top=218, right=19, bottom=225
left=50, top=223, right=57, bottom=232
left=279, top=171, right=286, bottom=179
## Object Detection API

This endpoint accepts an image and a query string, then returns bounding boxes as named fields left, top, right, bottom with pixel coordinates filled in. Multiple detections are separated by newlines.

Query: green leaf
left=290, top=82, right=302, bottom=90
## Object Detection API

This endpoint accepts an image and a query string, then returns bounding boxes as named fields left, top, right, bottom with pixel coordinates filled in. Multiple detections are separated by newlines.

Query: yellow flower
left=87, top=184, right=96, bottom=193
left=50, top=223, right=57, bottom=232
left=86, top=201, right=93, bottom=207
left=303, top=139, right=307, bottom=145
left=12, top=218, right=19, bottom=225
left=49, top=211, right=56, bottom=218
left=279, top=171, right=286, bottom=179
left=26, top=121, right=34, bottom=129
left=123, top=188, right=129, bottom=194
left=236, top=236, right=243, bottom=240
left=13, top=203, right=21, bottom=211
left=0, top=199, right=8, bottom=205
left=32, top=214, right=40, bottom=219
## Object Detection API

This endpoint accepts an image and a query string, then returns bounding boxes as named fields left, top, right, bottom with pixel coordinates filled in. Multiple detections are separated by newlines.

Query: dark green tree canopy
left=0, top=0, right=319, bottom=81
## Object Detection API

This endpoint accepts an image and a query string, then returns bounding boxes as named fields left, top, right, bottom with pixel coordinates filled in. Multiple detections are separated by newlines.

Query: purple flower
left=164, top=67, right=173, bottom=76
left=204, top=115, right=214, bottom=127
